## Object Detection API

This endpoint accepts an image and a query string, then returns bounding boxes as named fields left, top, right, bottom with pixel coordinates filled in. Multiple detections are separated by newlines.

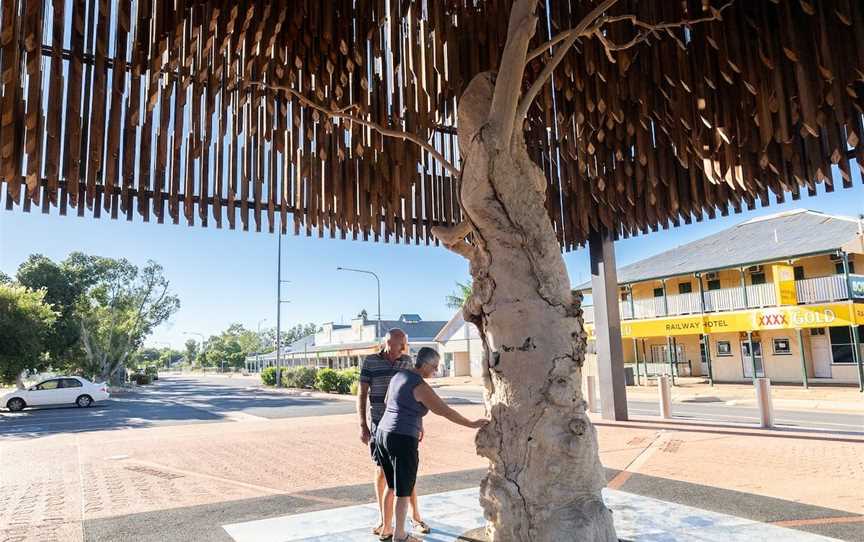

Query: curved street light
left=336, top=267, right=382, bottom=340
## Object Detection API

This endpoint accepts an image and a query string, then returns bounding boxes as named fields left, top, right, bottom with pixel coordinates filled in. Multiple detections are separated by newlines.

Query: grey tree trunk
left=435, top=71, right=616, bottom=541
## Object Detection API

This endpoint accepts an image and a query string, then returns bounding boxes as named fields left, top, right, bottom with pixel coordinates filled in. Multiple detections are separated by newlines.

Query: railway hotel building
left=577, top=210, right=864, bottom=387
left=437, top=210, right=864, bottom=387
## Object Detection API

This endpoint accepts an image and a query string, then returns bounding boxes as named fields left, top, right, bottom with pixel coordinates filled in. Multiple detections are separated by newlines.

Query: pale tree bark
left=430, top=1, right=617, bottom=538
left=255, top=0, right=729, bottom=536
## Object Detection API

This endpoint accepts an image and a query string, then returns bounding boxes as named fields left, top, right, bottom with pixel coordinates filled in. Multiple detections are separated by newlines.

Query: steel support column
left=588, top=228, right=628, bottom=421
left=797, top=328, right=809, bottom=390
left=703, top=334, right=714, bottom=386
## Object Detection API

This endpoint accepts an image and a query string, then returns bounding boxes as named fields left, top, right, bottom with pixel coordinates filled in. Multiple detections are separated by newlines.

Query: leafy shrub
left=315, top=368, right=341, bottom=392
left=336, top=368, right=360, bottom=394
left=144, top=366, right=159, bottom=380
left=349, top=380, right=359, bottom=396
left=261, top=366, right=279, bottom=386
left=277, top=366, right=317, bottom=388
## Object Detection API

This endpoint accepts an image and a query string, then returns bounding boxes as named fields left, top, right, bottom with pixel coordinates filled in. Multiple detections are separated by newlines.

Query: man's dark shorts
left=375, top=430, right=419, bottom=497
left=370, top=423, right=381, bottom=465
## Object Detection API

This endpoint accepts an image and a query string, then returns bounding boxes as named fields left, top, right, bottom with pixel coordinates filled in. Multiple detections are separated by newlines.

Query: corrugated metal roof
left=375, top=319, right=447, bottom=340
left=576, top=210, right=862, bottom=290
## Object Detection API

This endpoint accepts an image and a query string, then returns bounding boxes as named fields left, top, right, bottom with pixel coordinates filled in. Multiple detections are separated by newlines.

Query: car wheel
left=76, top=394, right=93, bottom=408
left=7, top=398, right=26, bottom=412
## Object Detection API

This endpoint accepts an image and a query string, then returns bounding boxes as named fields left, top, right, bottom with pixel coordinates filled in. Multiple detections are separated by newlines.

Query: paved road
left=1, top=375, right=860, bottom=438
left=0, top=376, right=355, bottom=438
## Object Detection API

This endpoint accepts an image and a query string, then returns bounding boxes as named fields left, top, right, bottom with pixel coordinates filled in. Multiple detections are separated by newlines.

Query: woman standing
left=375, top=347, right=487, bottom=541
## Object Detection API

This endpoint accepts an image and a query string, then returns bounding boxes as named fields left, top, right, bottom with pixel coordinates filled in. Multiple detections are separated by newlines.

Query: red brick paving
left=1, top=406, right=862, bottom=541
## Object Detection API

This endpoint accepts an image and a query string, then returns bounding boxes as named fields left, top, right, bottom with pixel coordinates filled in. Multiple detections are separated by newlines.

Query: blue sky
left=1, top=182, right=862, bottom=349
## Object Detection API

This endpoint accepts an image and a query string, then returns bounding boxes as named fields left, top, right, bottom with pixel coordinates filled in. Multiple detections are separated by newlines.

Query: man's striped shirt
left=360, top=351, right=413, bottom=426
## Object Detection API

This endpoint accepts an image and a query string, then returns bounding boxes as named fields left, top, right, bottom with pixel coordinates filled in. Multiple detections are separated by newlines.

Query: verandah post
left=797, top=328, right=809, bottom=390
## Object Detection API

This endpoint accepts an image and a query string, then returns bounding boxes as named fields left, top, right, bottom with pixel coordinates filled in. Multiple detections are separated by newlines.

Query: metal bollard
left=755, top=377, right=773, bottom=428
left=586, top=375, right=598, bottom=413
left=658, top=375, right=672, bottom=419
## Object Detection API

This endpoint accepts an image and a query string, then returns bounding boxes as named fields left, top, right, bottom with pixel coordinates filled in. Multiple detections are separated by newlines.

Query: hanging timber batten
left=0, top=0, right=862, bottom=249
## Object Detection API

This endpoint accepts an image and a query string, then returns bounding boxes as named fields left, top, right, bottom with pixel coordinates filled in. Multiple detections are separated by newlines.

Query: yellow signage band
left=584, top=302, right=864, bottom=340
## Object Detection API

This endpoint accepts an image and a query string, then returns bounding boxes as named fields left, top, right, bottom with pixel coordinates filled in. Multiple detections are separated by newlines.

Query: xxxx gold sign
left=583, top=302, right=858, bottom=340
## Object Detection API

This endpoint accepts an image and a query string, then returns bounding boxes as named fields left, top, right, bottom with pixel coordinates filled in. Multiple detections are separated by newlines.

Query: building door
left=741, top=341, right=765, bottom=378
left=810, top=328, right=832, bottom=378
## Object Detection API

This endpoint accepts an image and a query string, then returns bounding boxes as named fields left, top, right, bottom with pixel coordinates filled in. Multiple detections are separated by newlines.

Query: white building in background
left=246, top=311, right=447, bottom=374
left=434, top=311, right=483, bottom=377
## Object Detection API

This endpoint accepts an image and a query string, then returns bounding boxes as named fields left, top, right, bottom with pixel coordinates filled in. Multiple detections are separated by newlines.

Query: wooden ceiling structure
left=0, top=0, right=863, bottom=250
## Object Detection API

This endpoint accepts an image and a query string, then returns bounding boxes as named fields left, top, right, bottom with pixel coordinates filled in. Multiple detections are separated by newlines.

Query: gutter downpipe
left=697, top=273, right=713, bottom=386
left=797, top=328, right=809, bottom=390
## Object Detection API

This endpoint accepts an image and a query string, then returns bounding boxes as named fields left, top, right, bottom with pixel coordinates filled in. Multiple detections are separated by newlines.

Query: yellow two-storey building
left=579, top=210, right=864, bottom=387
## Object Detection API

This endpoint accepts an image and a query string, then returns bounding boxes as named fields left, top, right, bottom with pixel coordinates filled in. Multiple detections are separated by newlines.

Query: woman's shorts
left=375, top=431, right=419, bottom=497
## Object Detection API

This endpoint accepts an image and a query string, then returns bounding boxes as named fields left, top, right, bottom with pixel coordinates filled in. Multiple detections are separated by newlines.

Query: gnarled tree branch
left=487, top=0, right=539, bottom=149
left=247, top=80, right=461, bottom=178
left=515, top=0, right=619, bottom=123
left=519, top=0, right=734, bottom=117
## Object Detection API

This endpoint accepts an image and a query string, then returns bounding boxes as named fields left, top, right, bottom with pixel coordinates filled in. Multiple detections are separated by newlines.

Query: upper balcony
left=616, top=274, right=859, bottom=320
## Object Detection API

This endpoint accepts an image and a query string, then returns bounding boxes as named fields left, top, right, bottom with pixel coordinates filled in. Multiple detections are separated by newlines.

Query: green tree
left=76, top=258, right=180, bottom=382
left=0, top=285, right=57, bottom=385
left=0, top=271, right=11, bottom=284
left=445, top=281, right=473, bottom=310
left=183, top=339, right=199, bottom=366
left=15, top=254, right=88, bottom=369
left=158, top=349, right=183, bottom=368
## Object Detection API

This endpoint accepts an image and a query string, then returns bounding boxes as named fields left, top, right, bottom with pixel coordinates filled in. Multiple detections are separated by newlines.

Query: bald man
left=358, top=329, right=422, bottom=539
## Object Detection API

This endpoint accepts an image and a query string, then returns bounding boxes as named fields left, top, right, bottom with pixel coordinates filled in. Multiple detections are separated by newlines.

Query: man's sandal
left=378, top=533, right=393, bottom=541
left=411, top=520, right=431, bottom=534
left=394, top=536, right=421, bottom=542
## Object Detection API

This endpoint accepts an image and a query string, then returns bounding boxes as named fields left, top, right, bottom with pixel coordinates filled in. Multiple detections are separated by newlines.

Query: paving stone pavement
left=1, top=405, right=863, bottom=541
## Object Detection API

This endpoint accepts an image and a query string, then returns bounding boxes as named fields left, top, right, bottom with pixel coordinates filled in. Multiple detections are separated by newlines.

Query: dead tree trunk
left=432, top=2, right=617, bottom=538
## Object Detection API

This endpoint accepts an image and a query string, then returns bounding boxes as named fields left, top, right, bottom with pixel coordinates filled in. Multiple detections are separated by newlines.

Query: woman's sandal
left=378, top=533, right=393, bottom=541
left=411, top=519, right=431, bottom=534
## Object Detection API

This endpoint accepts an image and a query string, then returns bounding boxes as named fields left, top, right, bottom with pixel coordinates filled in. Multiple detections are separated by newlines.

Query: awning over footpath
left=2, top=1, right=862, bottom=249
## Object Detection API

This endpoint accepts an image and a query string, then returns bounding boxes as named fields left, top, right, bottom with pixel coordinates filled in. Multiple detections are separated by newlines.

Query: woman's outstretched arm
left=414, top=382, right=487, bottom=429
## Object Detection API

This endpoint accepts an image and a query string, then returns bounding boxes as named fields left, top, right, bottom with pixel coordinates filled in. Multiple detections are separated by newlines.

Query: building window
left=810, top=328, right=826, bottom=336
left=793, top=266, right=805, bottom=280
left=828, top=326, right=862, bottom=364
left=707, top=279, right=721, bottom=291
left=716, top=341, right=733, bottom=357
left=750, top=272, right=766, bottom=285
left=772, top=338, right=792, bottom=355
left=835, top=261, right=856, bottom=275
left=678, top=282, right=692, bottom=294
left=653, top=287, right=665, bottom=298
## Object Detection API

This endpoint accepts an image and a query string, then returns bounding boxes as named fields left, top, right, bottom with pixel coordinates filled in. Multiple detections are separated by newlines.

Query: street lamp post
left=336, top=267, right=382, bottom=339
left=276, top=229, right=291, bottom=386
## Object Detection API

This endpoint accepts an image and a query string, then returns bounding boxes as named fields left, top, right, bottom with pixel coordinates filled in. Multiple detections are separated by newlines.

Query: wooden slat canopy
left=0, top=0, right=862, bottom=249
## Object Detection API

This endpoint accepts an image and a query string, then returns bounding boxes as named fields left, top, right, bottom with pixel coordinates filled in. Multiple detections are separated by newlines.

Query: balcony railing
left=795, top=275, right=848, bottom=304
left=611, top=274, right=852, bottom=321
